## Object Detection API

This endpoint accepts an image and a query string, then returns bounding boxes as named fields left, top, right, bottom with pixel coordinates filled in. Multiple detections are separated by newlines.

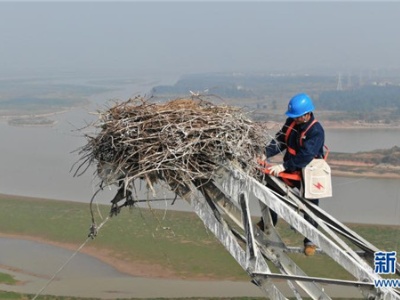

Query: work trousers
left=268, top=178, right=319, bottom=245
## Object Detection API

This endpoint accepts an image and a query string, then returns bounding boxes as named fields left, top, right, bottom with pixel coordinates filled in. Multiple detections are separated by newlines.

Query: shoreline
left=330, top=164, right=400, bottom=179
left=0, top=233, right=212, bottom=281
left=323, top=124, right=400, bottom=130
left=0, top=222, right=397, bottom=284
left=0, top=191, right=398, bottom=299
left=1, top=220, right=399, bottom=282
left=1, top=108, right=400, bottom=130
left=332, top=170, right=400, bottom=179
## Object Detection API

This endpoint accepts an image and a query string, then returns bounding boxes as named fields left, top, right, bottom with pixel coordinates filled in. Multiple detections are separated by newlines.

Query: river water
left=0, top=77, right=398, bottom=299
left=0, top=237, right=270, bottom=299
left=0, top=77, right=399, bottom=226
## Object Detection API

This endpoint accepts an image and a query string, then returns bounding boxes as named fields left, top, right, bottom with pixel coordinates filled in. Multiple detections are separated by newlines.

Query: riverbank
left=332, top=169, right=400, bottom=179
left=322, top=120, right=400, bottom=129
left=0, top=194, right=248, bottom=282
left=328, top=146, right=400, bottom=178
left=330, top=160, right=400, bottom=179
left=0, top=193, right=399, bottom=281
left=0, top=193, right=398, bottom=299
left=0, top=223, right=392, bottom=300
left=0, top=218, right=396, bottom=300
left=0, top=236, right=267, bottom=300
left=0, top=105, right=85, bottom=127
left=0, top=232, right=174, bottom=280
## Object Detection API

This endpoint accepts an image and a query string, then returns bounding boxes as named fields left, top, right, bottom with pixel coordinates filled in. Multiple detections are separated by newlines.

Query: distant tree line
left=152, top=74, right=255, bottom=98
left=151, top=73, right=400, bottom=122
left=151, top=73, right=335, bottom=100
left=317, top=85, right=400, bottom=115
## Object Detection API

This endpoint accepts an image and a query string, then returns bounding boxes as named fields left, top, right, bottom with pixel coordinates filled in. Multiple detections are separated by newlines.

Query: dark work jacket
left=265, top=113, right=325, bottom=172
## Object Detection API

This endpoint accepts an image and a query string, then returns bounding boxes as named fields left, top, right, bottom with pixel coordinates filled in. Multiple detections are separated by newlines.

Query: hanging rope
left=31, top=216, right=110, bottom=300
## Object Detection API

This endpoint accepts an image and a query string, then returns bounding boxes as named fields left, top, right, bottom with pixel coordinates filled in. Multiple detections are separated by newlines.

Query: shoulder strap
left=323, top=145, right=330, bottom=160
left=299, top=119, right=318, bottom=147
left=284, top=119, right=329, bottom=161
left=284, top=121, right=296, bottom=145
left=300, top=119, right=330, bottom=160
left=284, top=121, right=297, bottom=155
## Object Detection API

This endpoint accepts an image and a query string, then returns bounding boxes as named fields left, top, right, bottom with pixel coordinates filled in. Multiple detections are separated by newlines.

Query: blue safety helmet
left=285, top=93, right=315, bottom=118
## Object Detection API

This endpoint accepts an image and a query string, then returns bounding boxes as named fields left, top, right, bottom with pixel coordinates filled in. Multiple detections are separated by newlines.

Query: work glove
left=268, top=164, right=285, bottom=176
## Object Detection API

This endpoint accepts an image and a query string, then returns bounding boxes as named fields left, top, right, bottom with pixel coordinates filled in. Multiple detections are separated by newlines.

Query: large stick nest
left=75, top=97, right=271, bottom=190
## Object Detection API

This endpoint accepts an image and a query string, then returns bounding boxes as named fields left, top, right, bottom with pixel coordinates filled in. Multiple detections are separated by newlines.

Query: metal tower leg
left=211, top=166, right=400, bottom=300
left=200, top=181, right=333, bottom=300
left=170, top=181, right=289, bottom=300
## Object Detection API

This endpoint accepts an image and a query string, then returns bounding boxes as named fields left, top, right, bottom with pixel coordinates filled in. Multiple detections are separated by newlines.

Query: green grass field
left=0, top=273, right=17, bottom=285
left=0, top=292, right=363, bottom=300
left=0, top=193, right=399, bottom=300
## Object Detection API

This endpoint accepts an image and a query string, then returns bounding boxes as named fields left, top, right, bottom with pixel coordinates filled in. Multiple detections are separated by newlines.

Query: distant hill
left=328, top=146, right=400, bottom=178
left=150, top=72, right=335, bottom=102
left=318, top=85, right=400, bottom=112
left=317, top=85, right=400, bottom=123
left=150, top=72, right=400, bottom=124
left=330, top=146, right=400, bottom=166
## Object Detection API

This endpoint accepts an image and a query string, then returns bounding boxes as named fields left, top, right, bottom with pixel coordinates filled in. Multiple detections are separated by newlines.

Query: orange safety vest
left=259, top=119, right=329, bottom=182
left=285, top=119, right=318, bottom=156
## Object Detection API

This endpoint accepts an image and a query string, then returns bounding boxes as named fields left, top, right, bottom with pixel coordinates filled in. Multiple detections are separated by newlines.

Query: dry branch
left=75, top=97, right=271, bottom=193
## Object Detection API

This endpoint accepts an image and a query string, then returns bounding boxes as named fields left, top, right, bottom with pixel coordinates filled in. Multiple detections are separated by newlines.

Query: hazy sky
left=1, top=1, right=400, bottom=78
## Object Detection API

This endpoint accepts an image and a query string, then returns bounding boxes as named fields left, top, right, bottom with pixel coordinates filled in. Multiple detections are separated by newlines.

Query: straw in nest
left=75, top=97, right=271, bottom=195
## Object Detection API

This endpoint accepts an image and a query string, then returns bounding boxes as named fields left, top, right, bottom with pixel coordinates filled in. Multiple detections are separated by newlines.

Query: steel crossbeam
left=265, top=175, right=400, bottom=277
left=170, top=182, right=289, bottom=300
left=210, top=166, right=400, bottom=300
left=157, top=165, right=400, bottom=299
left=199, top=181, right=332, bottom=300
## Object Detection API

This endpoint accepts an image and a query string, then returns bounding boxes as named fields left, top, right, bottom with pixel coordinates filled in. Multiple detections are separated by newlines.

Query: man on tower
left=260, top=93, right=325, bottom=256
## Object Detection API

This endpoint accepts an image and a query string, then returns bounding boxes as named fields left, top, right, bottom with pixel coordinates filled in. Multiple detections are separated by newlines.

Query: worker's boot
left=304, top=243, right=317, bottom=256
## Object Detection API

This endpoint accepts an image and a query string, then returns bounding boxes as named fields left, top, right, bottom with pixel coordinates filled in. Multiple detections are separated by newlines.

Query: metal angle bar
left=286, top=279, right=303, bottom=300
left=201, top=182, right=286, bottom=264
left=239, top=193, right=257, bottom=262
left=266, top=180, right=371, bottom=269
left=213, top=167, right=371, bottom=279
left=267, top=176, right=400, bottom=276
left=198, top=185, right=292, bottom=299
left=264, top=179, right=375, bottom=272
left=285, top=246, right=366, bottom=256
left=174, top=182, right=289, bottom=300
left=322, top=222, right=372, bottom=254
left=252, top=272, right=375, bottom=287
left=257, top=200, right=332, bottom=300
left=265, top=191, right=371, bottom=253
left=296, top=193, right=400, bottom=276
left=305, top=201, right=377, bottom=251
left=201, top=182, right=332, bottom=300
left=241, top=192, right=307, bottom=300
left=200, top=182, right=286, bottom=264
left=273, top=184, right=373, bottom=250
left=267, top=176, right=378, bottom=255
left=231, top=227, right=333, bottom=300
left=259, top=178, right=400, bottom=299
left=212, top=167, right=400, bottom=300
left=256, top=202, right=331, bottom=300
